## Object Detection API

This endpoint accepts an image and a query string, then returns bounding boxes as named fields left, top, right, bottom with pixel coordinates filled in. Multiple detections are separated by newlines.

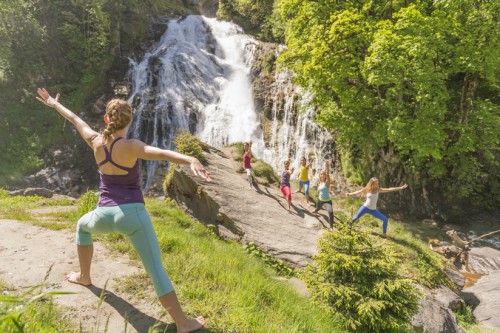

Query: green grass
left=0, top=193, right=339, bottom=332
left=335, top=196, right=449, bottom=288
left=0, top=281, right=77, bottom=333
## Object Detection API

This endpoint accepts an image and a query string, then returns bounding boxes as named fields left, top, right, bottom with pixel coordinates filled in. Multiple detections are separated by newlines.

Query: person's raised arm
left=36, top=88, right=98, bottom=147
left=130, top=140, right=211, bottom=181
left=379, top=184, right=408, bottom=194
left=247, top=141, right=253, bottom=159
left=307, top=157, right=314, bottom=168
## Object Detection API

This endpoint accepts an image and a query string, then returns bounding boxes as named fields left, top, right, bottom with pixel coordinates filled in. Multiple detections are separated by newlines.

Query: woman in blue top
left=311, top=160, right=334, bottom=229
left=347, top=177, right=408, bottom=237
left=36, top=88, right=209, bottom=333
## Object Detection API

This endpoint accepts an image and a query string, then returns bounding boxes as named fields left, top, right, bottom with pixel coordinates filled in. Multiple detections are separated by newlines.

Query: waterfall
left=263, top=70, right=334, bottom=184
left=127, top=15, right=333, bottom=190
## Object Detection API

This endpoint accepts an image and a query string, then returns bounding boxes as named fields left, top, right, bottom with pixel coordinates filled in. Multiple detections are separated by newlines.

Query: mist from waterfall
left=127, top=15, right=333, bottom=190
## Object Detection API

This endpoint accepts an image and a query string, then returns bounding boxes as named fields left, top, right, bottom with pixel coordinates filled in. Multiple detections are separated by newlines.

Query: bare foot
left=66, top=271, right=91, bottom=286
left=177, top=316, right=205, bottom=333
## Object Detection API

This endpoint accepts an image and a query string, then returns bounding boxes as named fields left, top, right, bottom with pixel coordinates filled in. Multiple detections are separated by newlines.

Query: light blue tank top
left=318, top=182, right=331, bottom=202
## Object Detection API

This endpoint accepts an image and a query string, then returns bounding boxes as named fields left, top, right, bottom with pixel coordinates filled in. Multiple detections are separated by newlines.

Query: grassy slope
left=0, top=189, right=493, bottom=332
left=0, top=191, right=338, bottom=332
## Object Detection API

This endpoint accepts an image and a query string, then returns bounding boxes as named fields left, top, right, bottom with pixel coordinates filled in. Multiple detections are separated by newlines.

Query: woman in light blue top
left=347, top=178, right=408, bottom=237
left=311, top=160, right=334, bottom=229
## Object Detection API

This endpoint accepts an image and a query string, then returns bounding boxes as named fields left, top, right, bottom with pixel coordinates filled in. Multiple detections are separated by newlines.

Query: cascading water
left=263, top=70, right=334, bottom=183
left=127, top=15, right=333, bottom=190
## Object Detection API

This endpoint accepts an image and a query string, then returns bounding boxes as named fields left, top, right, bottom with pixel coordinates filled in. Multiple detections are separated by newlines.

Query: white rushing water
left=127, top=15, right=333, bottom=190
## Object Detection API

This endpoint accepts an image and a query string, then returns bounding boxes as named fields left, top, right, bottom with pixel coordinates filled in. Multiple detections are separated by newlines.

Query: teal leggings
left=76, top=203, right=174, bottom=296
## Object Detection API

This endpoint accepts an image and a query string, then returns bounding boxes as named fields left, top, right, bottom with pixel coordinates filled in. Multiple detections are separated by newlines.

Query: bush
left=173, top=130, right=206, bottom=164
left=302, top=226, right=419, bottom=332
left=76, top=191, right=99, bottom=218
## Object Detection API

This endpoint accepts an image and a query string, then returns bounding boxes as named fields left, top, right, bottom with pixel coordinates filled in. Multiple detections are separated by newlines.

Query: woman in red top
left=242, top=141, right=253, bottom=189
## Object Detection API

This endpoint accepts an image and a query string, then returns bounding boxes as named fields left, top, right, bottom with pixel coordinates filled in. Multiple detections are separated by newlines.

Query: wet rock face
left=189, top=0, right=219, bottom=17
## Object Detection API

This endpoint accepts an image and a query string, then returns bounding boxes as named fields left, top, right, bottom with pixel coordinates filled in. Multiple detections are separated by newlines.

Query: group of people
left=243, top=144, right=408, bottom=236
left=35, top=87, right=408, bottom=332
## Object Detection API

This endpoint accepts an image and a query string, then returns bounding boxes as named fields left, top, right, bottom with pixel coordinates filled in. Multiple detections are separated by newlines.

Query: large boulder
left=412, top=288, right=465, bottom=333
left=165, top=146, right=326, bottom=268
left=467, top=247, right=500, bottom=274
left=461, top=270, right=500, bottom=329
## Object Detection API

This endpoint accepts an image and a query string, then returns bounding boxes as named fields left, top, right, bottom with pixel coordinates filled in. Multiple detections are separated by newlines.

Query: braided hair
left=102, top=99, right=133, bottom=141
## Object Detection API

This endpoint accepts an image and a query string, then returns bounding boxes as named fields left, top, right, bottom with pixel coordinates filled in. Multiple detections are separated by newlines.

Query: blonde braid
left=102, top=99, right=133, bottom=142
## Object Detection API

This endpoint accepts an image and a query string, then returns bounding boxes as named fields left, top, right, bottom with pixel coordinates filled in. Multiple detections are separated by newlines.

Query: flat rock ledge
left=165, top=147, right=328, bottom=268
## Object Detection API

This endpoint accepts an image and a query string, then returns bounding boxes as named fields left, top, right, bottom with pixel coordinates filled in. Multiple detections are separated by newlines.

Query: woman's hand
left=36, top=88, right=60, bottom=108
left=401, top=184, right=408, bottom=190
left=189, top=157, right=211, bottom=181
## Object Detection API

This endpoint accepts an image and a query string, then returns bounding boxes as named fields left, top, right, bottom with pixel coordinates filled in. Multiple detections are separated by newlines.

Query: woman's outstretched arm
left=379, top=184, right=408, bottom=193
left=36, top=88, right=98, bottom=146
left=131, top=140, right=211, bottom=181
left=346, top=188, right=364, bottom=196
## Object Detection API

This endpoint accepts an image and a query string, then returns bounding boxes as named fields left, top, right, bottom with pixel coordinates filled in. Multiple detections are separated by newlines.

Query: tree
left=302, top=227, right=419, bottom=332
left=278, top=0, right=500, bottom=215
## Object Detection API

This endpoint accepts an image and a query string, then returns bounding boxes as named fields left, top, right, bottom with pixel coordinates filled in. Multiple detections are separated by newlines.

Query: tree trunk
left=459, top=72, right=480, bottom=124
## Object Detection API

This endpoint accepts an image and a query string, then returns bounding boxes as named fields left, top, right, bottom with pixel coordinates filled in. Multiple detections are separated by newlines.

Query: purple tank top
left=97, top=137, right=144, bottom=207
left=280, top=170, right=291, bottom=187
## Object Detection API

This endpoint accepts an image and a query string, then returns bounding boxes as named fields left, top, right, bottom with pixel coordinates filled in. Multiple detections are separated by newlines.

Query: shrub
left=302, top=226, right=419, bottom=332
left=253, top=161, right=280, bottom=186
left=173, top=129, right=206, bottom=164
left=76, top=191, right=99, bottom=218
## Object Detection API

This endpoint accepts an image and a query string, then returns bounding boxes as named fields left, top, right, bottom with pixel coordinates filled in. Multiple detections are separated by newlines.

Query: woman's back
left=93, top=135, right=137, bottom=175
left=93, top=136, right=144, bottom=207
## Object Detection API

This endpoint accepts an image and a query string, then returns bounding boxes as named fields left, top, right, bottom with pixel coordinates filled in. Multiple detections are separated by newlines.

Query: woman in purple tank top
left=36, top=88, right=209, bottom=332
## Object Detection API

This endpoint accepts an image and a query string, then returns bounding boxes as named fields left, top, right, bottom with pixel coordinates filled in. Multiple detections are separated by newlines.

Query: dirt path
left=0, top=218, right=170, bottom=333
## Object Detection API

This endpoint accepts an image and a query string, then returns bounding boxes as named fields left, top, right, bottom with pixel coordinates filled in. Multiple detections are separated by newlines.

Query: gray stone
left=8, top=189, right=24, bottom=197
left=412, top=289, right=465, bottom=333
left=467, top=247, right=500, bottom=274
left=462, top=270, right=500, bottom=329
left=23, top=187, right=54, bottom=198
left=444, top=267, right=465, bottom=290
left=166, top=146, right=324, bottom=268
left=432, top=286, right=463, bottom=311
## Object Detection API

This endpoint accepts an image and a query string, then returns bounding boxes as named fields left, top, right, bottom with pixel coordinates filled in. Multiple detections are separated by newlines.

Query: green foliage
left=217, top=0, right=284, bottom=42
left=75, top=190, right=99, bottom=218
left=455, top=301, right=476, bottom=329
left=244, top=242, right=295, bottom=277
left=173, top=129, right=207, bottom=164
left=302, top=227, right=419, bottom=332
left=0, top=283, right=76, bottom=333
left=253, top=161, right=280, bottom=186
left=279, top=0, right=500, bottom=212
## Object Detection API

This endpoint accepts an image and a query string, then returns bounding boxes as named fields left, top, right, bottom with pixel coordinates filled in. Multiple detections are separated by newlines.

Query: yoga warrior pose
left=296, top=156, right=314, bottom=206
left=311, top=160, right=334, bottom=229
left=36, top=88, right=209, bottom=333
left=242, top=141, right=253, bottom=189
left=347, top=178, right=408, bottom=237
left=280, top=160, right=295, bottom=213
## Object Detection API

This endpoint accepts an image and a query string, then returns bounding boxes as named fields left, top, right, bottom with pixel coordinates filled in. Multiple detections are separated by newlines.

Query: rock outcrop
left=165, top=146, right=328, bottom=268
left=461, top=271, right=500, bottom=329
left=467, top=247, right=500, bottom=274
